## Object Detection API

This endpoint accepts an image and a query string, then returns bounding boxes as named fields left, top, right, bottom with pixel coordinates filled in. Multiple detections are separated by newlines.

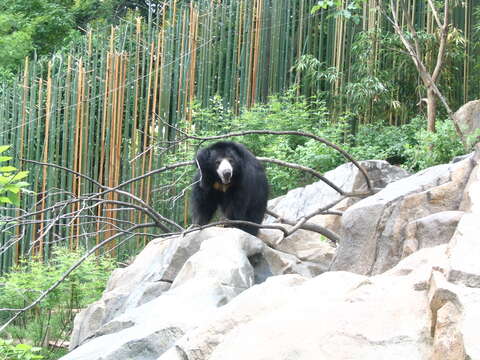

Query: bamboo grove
left=0, top=0, right=478, bottom=270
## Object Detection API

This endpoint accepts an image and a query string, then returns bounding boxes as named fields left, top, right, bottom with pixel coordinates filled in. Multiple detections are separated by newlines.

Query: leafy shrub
left=189, top=92, right=466, bottom=197
left=0, top=340, right=43, bottom=360
left=0, top=248, right=116, bottom=351
left=404, top=119, right=465, bottom=171
left=347, top=116, right=422, bottom=164
left=0, top=145, right=30, bottom=206
left=191, top=89, right=333, bottom=196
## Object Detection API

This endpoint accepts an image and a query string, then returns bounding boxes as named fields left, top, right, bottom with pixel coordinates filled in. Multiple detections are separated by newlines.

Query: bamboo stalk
left=15, top=57, right=29, bottom=263
left=37, top=62, right=53, bottom=258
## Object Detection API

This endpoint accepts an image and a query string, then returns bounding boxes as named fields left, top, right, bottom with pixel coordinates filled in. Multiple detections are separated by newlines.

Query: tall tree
left=385, top=0, right=464, bottom=142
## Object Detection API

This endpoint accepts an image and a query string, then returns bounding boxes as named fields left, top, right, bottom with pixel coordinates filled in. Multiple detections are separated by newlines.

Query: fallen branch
left=266, top=209, right=340, bottom=244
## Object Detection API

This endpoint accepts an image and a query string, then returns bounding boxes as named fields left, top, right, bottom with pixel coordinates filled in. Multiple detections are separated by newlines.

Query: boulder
left=63, top=229, right=264, bottom=360
left=447, top=213, right=480, bottom=288
left=69, top=236, right=172, bottom=349
left=267, top=160, right=409, bottom=221
left=331, top=154, right=475, bottom=275
left=262, top=160, right=409, bottom=262
left=160, top=247, right=439, bottom=360
left=62, top=151, right=480, bottom=360
left=70, top=228, right=253, bottom=349
left=454, top=100, right=480, bottom=147
left=402, top=211, right=464, bottom=258
left=156, top=244, right=480, bottom=360
left=67, top=227, right=330, bottom=358
left=460, top=144, right=480, bottom=214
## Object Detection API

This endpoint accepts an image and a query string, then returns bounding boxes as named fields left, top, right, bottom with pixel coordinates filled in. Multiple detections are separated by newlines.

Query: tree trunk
left=427, top=86, right=437, bottom=132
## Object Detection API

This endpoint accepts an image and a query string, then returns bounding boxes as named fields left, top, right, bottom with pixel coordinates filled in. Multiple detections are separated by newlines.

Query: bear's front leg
left=190, top=185, right=219, bottom=226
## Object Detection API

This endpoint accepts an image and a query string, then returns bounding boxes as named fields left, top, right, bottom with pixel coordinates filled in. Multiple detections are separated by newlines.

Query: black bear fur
left=190, top=141, right=268, bottom=236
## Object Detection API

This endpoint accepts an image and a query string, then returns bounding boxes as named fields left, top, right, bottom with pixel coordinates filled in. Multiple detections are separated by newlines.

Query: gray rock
left=331, top=156, right=475, bottom=275
left=62, top=229, right=265, bottom=360
left=428, top=266, right=480, bottom=359
left=259, top=227, right=336, bottom=263
left=457, top=286, right=480, bottom=358
left=260, top=246, right=329, bottom=278
left=156, top=245, right=480, bottom=360
left=447, top=213, right=480, bottom=288
left=459, top=143, right=480, bottom=214
left=402, top=211, right=464, bottom=257
left=166, top=252, right=438, bottom=360
left=429, top=271, right=465, bottom=360
left=446, top=144, right=480, bottom=288
left=69, top=236, right=172, bottom=350
left=267, top=160, right=409, bottom=221
left=70, top=227, right=244, bottom=350
left=455, top=100, right=480, bottom=147
left=451, top=152, right=473, bottom=163
left=263, top=160, right=409, bottom=263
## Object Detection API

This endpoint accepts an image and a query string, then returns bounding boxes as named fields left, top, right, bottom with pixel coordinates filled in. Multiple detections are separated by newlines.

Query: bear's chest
left=212, top=182, right=231, bottom=193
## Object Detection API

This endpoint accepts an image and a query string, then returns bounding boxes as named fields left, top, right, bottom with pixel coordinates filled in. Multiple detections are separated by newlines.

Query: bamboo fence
left=0, top=0, right=477, bottom=270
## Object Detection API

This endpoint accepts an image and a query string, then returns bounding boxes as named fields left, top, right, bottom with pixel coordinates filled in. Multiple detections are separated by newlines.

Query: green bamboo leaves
left=0, top=145, right=29, bottom=206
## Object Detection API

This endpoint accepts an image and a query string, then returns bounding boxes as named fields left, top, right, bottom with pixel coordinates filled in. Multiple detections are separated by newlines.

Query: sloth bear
left=190, top=141, right=268, bottom=236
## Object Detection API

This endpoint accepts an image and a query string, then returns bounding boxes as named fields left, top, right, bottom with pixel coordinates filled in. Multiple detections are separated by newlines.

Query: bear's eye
left=215, top=159, right=222, bottom=166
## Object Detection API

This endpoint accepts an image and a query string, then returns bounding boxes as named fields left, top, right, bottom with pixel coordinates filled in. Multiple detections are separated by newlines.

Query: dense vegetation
left=0, top=249, right=115, bottom=359
left=0, top=0, right=476, bottom=264
left=0, top=0, right=151, bottom=77
left=186, top=90, right=465, bottom=197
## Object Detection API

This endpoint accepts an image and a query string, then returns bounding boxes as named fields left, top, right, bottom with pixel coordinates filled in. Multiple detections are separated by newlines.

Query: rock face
left=455, top=100, right=480, bottom=146
left=165, top=247, right=438, bottom=360
left=261, top=160, right=409, bottom=262
left=66, top=228, right=331, bottom=357
left=62, top=149, right=480, bottom=360
left=267, top=160, right=409, bottom=221
left=331, top=153, right=475, bottom=275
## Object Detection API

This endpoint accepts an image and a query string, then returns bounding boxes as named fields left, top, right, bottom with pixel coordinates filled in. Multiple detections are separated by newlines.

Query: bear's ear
left=195, top=148, right=210, bottom=167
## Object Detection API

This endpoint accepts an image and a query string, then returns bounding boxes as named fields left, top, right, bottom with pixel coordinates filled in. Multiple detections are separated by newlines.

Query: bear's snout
left=217, top=158, right=233, bottom=184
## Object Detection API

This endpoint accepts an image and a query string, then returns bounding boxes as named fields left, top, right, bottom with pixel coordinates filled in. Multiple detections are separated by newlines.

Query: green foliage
left=191, top=90, right=340, bottom=196
left=0, top=1, right=74, bottom=70
left=191, top=93, right=466, bottom=197
left=0, top=0, right=145, bottom=72
left=312, top=0, right=366, bottom=23
left=347, top=117, right=421, bottom=164
left=0, top=340, right=43, bottom=360
left=0, top=248, right=116, bottom=348
left=0, top=145, right=30, bottom=206
left=0, top=13, right=33, bottom=72
left=291, top=55, right=342, bottom=90
left=404, top=118, right=465, bottom=171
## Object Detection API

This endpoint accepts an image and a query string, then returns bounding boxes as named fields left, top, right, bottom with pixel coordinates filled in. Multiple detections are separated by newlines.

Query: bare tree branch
left=0, top=130, right=379, bottom=337
left=258, top=157, right=345, bottom=195
left=0, top=223, right=157, bottom=333
left=182, top=130, right=373, bottom=191
left=20, top=159, right=182, bottom=232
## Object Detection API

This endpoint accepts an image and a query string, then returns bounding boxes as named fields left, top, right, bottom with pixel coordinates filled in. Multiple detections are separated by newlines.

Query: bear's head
left=196, top=142, right=243, bottom=187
